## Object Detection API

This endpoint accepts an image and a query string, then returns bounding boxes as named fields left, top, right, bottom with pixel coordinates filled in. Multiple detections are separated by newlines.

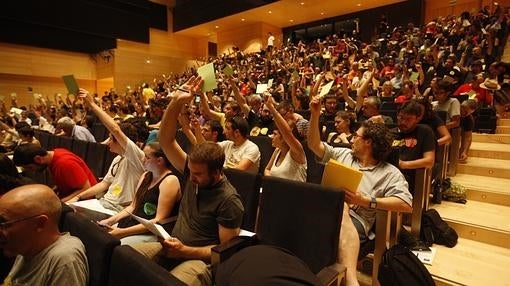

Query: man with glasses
left=308, top=94, right=412, bottom=286
left=392, top=100, right=436, bottom=194
left=0, top=184, right=88, bottom=286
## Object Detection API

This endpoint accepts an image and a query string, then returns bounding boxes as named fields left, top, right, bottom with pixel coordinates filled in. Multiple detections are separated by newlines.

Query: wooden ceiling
left=174, top=0, right=404, bottom=37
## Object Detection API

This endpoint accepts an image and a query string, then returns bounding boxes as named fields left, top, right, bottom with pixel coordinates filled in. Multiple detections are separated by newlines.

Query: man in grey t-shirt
left=308, top=90, right=412, bottom=286
left=0, top=184, right=88, bottom=286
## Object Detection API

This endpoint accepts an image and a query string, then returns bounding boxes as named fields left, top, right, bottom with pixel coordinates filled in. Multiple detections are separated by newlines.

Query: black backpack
left=378, top=244, right=436, bottom=286
left=421, top=209, right=458, bottom=247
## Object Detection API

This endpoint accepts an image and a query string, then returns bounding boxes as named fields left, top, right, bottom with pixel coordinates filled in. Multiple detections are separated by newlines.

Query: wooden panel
left=114, top=28, right=207, bottom=91
left=425, top=0, right=510, bottom=23
left=0, top=73, right=95, bottom=108
left=217, top=22, right=282, bottom=55
left=0, top=43, right=96, bottom=79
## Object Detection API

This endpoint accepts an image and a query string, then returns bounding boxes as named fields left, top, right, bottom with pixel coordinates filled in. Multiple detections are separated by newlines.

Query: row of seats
left=60, top=207, right=185, bottom=286
left=33, top=131, right=116, bottom=181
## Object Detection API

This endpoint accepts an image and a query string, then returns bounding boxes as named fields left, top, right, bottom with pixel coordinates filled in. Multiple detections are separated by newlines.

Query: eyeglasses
left=0, top=214, right=42, bottom=230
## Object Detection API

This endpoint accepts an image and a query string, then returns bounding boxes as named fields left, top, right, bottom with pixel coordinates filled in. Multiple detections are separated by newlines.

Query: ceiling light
left=268, top=10, right=272, bottom=14
left=145, top=59, right=151, bottom=64
left=215, top=25, right=219, bottom=29
left=300, top=2, right=305, bottom=5
left=241, top=18, right=245, bottom=21
left=320, top=12, right=325, bottom=15
left=357, top=3, right=362, bottom=6
left=290, top=19, right=294, bottom=22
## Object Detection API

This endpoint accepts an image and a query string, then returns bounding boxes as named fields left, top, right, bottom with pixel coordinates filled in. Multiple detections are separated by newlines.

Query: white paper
left=267, top=78, right=274, bottom=88
left=68, top=199, right=117, bottom=216
left=319, top=81, right=334, bottom=97
left=129, top=212, right=172, bottom=240
left=256, top=84, right=268, bottom=94
left=412, top=247, right=436, bottom=265
left=239, top=229, right=256, bottom=237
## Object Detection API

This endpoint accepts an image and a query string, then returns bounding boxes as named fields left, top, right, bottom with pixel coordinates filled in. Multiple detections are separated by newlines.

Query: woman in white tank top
left=263, top=94, right=307, bottom=182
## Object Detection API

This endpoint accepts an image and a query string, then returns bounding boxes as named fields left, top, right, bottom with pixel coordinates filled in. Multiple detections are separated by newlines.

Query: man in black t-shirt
left=392, top=100, right=436, bottom=194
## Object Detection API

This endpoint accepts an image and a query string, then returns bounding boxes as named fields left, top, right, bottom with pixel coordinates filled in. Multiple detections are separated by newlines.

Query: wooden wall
left=425, top=0, right=510, bottom=23
left=114, top=28, right=207, bottom=92
left=217, top=22, right=282, bottom=55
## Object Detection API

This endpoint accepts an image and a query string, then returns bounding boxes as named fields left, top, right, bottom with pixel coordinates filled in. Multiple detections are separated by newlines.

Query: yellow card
left=197, top=63, right=217, bottom=92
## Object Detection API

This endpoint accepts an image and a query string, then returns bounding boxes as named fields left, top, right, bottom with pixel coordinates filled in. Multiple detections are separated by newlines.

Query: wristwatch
left=369, top=197, right=377, bottom=209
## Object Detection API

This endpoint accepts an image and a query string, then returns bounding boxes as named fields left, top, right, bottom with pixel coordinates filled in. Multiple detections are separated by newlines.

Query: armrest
left=211, top=236, right=257, bottom=267
left=317, top=263, right=345, bottom=286
left=159, top=216, right=177, bottom=234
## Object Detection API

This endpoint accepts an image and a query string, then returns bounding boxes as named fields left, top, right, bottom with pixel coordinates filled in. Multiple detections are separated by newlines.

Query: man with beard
left=133, top=76, right=244, bottom=286
left=392, top=100, right=436, bottom=194
left=12, top=144, right=97, bottom=201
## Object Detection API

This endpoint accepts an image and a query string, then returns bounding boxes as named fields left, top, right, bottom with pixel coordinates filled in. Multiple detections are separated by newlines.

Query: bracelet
left=177, top=88, right=190, bottom=93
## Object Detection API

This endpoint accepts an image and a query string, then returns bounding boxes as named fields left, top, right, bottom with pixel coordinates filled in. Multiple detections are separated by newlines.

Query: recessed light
left=241, top=18, right=245, bottom=21
left=290, top=19, right=294, bottom=22
left=215, top=25, right=219, bottom=28
left=145, top=59, right=151, bottom=64
left=300, top=2, right=305, bottom=5
left=357, top=3, right=361, bottom=6
left=268, top=10, right=272, bottom=14
left=320, top=12, right=324, bottom=15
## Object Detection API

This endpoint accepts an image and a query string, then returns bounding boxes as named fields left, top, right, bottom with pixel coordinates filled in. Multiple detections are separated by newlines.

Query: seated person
left=97, top=142, right=181, bottom=245
left=13, top=144, right=97, bottom=201
left=264, top=94, right=307, bottom=182
left=434, top=80, right=461, bottom=129
left=66, top=89, right=145, bottom=212
left=133, top=76, right=244, bottom=286
left=326, top=110, right=357, bottom=148
left=56, top=116, right=96, bottom=142
left=1, top=184, right=88, bottom=286
left=17, top=126, right=41, bottom=147
left=308, top=89, right=412, bottom=286
left=392, top=100, right=436, bottom=194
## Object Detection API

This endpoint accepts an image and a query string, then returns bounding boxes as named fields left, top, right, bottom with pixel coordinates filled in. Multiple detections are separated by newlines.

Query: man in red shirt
left=453, top=73, right=491, bottom=106
left=13, top=144, right=97, bottom=201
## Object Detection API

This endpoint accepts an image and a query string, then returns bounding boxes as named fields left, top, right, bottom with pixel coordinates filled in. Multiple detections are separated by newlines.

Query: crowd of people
left=1, top=5, right=510, bottom=286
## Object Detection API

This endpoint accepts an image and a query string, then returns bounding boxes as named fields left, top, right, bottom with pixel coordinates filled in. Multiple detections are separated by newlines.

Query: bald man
left=0, top=184, right=88, bottom=286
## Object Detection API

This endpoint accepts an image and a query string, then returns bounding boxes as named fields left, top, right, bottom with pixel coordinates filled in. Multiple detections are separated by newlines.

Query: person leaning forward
left=132, top=76, right=244, bottom=286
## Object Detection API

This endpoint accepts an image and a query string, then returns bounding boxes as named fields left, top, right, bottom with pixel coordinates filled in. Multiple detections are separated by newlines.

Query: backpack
left=378, top=244, right=436, bottom=286
left=420, top=209, right=458, bottom=247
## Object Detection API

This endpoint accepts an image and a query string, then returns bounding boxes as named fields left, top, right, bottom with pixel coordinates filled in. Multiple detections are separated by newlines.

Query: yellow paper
left=409, top=72, right=419, bottom=82
left=256, top=84, right=268, bottom=94
left=198, top=63, right=217, bottom=92
left=267, top=78, right=274, bottom=87
left=321, top=159, right=363, bottom=193
left=223, top=65, right=234, bottom=76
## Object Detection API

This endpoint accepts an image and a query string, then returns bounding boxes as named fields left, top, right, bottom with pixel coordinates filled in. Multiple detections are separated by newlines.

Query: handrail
left=447, top=127, right=461, bottom=177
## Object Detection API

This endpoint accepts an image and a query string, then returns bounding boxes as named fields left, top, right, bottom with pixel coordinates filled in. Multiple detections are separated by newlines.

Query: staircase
left=427, top=118, right=510, bottom=286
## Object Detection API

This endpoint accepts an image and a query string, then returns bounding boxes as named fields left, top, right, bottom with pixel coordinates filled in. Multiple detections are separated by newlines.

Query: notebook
left=321, top=159, right=363, bottom=193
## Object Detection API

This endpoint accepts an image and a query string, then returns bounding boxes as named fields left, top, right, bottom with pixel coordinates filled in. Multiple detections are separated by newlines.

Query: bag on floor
left=421, top=209, right=458, bottom=247
left=441, top=178, right=467, bottom=204
left=378, top=244, right=436, bottom=286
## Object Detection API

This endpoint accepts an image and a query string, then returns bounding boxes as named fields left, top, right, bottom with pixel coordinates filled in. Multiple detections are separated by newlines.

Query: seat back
left=58, top=136, right=74, bottom=150
left=91, top=123, right=109, bottom=142
left=72, top=139, right=89, bottom=161
left=107, top=245, right=185, bottom=286
left=257, top=176, right=344, bottom=274
left=223, top=169, right=261, bottom=232
left=248, top=136, right=274, bottom=174
left=62, top=212, right=120, bottom=286
left=85, top=142, right=108, bottom=179
left=36, top=131, right=50, bottom=148
left=46, top=134, right=60, bottom=150
left=303, top=144, right=325, bottom=184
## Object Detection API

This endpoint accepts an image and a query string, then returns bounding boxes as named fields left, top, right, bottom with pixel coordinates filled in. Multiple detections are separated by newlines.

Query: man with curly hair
left=308, top=95, right=412, bottom=286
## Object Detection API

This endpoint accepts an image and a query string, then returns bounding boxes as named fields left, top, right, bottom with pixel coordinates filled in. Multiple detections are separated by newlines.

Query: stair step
left=451, top=174, right=510, bottom=206
left=431, top=201, right=510, bottom=248
left=472, top=133, right=510, bottom=144
left=496, top=126, right=510, bottom=134
left=468, top=142, right=510, bottom=160
left=498, top=119, right=510, bottom=126
left=456, top=157, right=510, bottom=179
left=426, top=238, right=510, bottom=286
